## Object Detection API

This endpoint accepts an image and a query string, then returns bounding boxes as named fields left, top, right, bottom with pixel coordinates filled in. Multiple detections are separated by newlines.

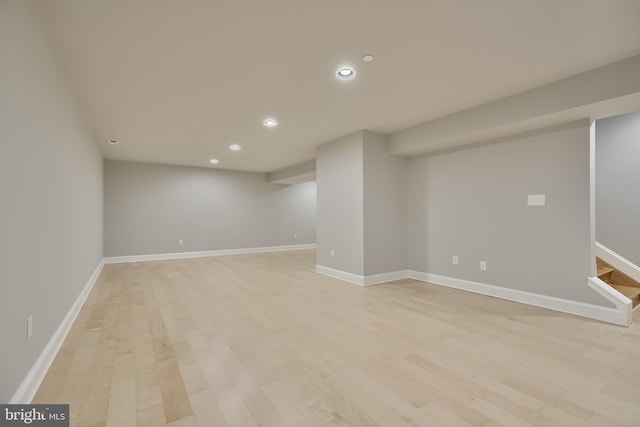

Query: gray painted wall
left=363, top=131, right=408, bottom=275
left=104, top=160, right=316, bottom=256
left=596, top=112, right=640, bottom=266
left=407, top=123, right=610, bottom=306
left=316, top=132, right=364, bottom=275
left=0, top=0, right=104, bottom=402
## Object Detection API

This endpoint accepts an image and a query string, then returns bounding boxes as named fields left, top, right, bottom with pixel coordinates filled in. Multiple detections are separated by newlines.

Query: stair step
left=611, top=284, right=640, bottom=307
left=596, top=257, right=610, bottom=269
left=610, top=270, right=640, bottom=289
left=597, top=266, right=614, bottom=278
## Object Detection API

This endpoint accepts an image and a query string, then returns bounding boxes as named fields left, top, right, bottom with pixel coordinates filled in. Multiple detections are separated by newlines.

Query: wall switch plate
left=179, top=239, right=184, bottom=246
left=527, top=194, right=546, bottom=206
left=480, top=261, right=487, bottom=271
left=27, top=315, right=33, bottom=340
left=452, top=255, right=459, bottom=265
left=330, top=249, right=335, bottom=258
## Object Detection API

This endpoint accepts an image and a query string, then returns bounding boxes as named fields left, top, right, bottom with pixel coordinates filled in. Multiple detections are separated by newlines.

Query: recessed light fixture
left=263, top=118, right=278, bottom=128
left=362, top=55, right=374, bottom=63
left=107, top=139, right=119, bottom=145
left=336, top=67, right=356, bottom=80
left=229, top=144, right=241, bottom=151
left=209, top=158, right=219, bottom=165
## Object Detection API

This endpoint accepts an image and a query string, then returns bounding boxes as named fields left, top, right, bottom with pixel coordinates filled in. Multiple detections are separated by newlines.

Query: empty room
left=2, top=1, right=640, bottom=426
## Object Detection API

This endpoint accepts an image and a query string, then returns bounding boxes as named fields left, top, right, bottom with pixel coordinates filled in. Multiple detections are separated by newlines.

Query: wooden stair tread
left=596, top=266, right=614, bottom=277
left=611, top=284, right=640, bottom=299
left=610, top=284, right=640, bottom=307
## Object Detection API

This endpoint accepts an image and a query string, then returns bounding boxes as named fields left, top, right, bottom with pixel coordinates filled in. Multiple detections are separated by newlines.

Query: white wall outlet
left=293, top=233, right=298, bottom=239
left=178, top=239, right=184, bottom=246
left=27, top=315, right=33, bottom=340
left=480, top=261, right=487, bottom=271
left=330, top=249, right=335, bottom=258
left=527, top=194, right=546, bottom=206
left=452, top=255, right=459, bottom=265
left=92, top=253, right=96, bottom=262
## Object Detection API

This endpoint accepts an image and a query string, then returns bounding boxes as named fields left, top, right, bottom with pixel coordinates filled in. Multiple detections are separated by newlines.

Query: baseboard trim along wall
left=315, top=265, right=408, bottom=286
left=104, top=243, right=317, bottom=264
left=595, top=241, right=640, bottom=284
left=10, top=261, right=105, bottom=404
left=315, top=265, right=629, bottom=326
left=409, top=271, right=630, bottom=327
left=587, top=276, right=632, bottom=325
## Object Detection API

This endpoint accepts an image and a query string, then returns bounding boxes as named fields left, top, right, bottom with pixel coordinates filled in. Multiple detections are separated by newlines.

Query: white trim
left=315, top=265, right=365, bottom=286
left=10, top=261, right=105, bottom=404
left=408, top=271, right=630, bottom=327
left=104, top=244, right=317, bottom=264
left=363, top=270, right=409, bottom=286
left=315, top=266, right=409, bottom=286
left=587, top=277, right=632, bottom=326
left=595, top=242, right=640, bottom=283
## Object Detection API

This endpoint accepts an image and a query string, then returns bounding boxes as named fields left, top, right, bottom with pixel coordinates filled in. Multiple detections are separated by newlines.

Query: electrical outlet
left=480, top=261, right=487, bottom=271
left=92, top=253, right=96, bottom=262
left=452, top=255, right=459, bottom=265
left=27, top=315, right=33, bottom=340
left=178, top=239, right=184, bottom=246
left=293, top=233, right=298, bottom=239
left=330, top=249, right=335, bottom=258
left=527, top=194, right=546, bottom=206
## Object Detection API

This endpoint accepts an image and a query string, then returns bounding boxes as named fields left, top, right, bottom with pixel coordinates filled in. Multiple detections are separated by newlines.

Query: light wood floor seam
left=34, top=250, right=640, bottom=426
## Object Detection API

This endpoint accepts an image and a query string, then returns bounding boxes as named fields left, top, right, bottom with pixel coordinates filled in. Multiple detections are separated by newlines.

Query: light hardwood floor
left=34, top=250, right=640, bottom=426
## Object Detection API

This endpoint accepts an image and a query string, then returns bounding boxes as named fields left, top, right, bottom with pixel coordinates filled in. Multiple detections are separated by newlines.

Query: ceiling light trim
left=263, top=118, right=278, bottom=128
left=336, top=67, right=356, bottom=80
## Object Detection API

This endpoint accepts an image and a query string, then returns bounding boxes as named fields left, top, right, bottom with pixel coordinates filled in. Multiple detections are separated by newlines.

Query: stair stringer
left=587, top=276, right=632, bottom=326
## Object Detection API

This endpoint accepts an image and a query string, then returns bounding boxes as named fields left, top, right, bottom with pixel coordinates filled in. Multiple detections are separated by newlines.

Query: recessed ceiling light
left=263, top=118, right=278, bottom=128
left=229, top=144, right=241, bottom=151
left=107, top=139, right=119, bottom=145
left=209, top=158, right=219, bottom=165
left=336, top=67, right=356, bottom=80
left=362, top=55, right=374, bottom=63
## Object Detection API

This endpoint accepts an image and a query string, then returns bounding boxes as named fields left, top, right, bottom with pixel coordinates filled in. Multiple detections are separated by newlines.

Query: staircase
left=596, top=257, right=640, bottom=308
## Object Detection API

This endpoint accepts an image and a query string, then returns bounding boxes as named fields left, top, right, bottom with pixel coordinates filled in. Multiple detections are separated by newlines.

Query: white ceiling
left=37, top=0, right=640, bottom=173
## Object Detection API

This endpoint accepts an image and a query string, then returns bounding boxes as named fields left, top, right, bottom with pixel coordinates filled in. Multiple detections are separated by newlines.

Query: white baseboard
left=104, top=243, right=316, bottom=264
left=315, top=265, right=409, bottom=286
left=363, top=270, right=409, bottom=286
left=10, top=260, right=105, bottom=404
left=587, top=277, right=632, bottom=326
left=408, top=271, right=630, bottom=327
left=316, top=265, right=365, bottom=285
left=595, top=242, right=640, bottom=283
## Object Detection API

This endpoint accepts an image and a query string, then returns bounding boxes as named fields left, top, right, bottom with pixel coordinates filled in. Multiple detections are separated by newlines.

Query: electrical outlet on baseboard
left=452, top=255, right=459, bottom=265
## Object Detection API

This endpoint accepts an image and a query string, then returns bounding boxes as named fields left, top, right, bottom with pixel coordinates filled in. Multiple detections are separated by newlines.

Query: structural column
left=316, top=130, right=407, bottom=284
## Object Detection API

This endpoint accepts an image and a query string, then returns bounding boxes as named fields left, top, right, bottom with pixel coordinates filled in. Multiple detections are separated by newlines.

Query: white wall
left=104, top=160, right=316, bottom=256
left=407, top=122, right=610, bottom=306
left=596, top=112, right=640, bottom=266
left=0, top=0, right=103, bottom=402
left=316, top=132, right=364, bottom=275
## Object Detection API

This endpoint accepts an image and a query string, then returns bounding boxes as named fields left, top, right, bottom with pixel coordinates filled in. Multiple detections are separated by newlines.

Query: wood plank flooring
left=34, top=250, right=640, bottom=426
